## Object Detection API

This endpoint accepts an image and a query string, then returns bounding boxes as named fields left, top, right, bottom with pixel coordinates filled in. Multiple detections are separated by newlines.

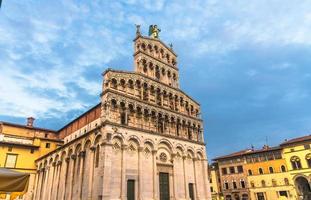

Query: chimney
left=27, top=117, right=35, bottom=127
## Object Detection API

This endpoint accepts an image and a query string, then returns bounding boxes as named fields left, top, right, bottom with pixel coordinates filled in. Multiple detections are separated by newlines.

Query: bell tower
left=133, top=25, right=179, bottom=88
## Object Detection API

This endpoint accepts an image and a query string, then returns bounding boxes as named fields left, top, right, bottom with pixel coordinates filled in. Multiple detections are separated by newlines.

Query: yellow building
left=0, top=118, right=62, bottom=200
left=209, top=163, right=223, bottom=200
left=244, top=146, right=297, bottom=200
left=280, top=135, right=311, bottom=200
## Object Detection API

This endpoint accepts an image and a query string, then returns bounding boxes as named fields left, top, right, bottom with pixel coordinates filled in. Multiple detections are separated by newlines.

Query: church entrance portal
left=159, top=172, right=170, bottom=200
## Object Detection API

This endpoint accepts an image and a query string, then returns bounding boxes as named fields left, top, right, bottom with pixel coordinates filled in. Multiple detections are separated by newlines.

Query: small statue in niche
left=148, top=25, right=161, bottom=39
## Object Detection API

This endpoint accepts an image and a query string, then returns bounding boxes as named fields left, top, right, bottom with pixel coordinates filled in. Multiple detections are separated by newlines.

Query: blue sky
left=1, top=0, right=311, bottom=159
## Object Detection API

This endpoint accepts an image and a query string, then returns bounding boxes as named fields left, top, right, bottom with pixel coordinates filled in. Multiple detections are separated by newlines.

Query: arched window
left=242, top=194, right=248, bottom=200
left=261, top=180, right=266, bottom=187
left=111, top=78, right=117, bottom=89
left=259, top=168, right=264, bottom=174
left=306, top=154, right=311, bottom=168
left=272, top=179, right=277, bottom=186
left=291, top=156, right=302, bottom=170
left=248, top=169, right=253, bottom=175
left=240, top=180, right=246, bottom=188
left=250, top=181, right=255, bottom=188
left=281, top=165, right=286, bottom=172
left=224, top=182, right=229, bottom=190
left=232, top=181, right=237, bottom=189
left=269, top=167, right=274, bottom=173
left=120, top=112, right=127, bottom=125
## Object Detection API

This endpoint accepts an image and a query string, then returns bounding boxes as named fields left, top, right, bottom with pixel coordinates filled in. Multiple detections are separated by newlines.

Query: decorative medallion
left=159, top=152, right=167, bottom=162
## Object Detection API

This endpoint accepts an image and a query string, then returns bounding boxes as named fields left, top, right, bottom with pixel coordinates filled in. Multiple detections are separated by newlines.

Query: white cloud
left=1, top=0, right=311, bottom=119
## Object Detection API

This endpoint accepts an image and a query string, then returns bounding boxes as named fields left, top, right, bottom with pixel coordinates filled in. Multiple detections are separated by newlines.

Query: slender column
left=47, top=162, right=56, bottom=200
left=78, top=151, right=86, bottom=200
left=68, top=154, right=77, bottom=200
left=152, top=150, right=158, bottom=200
left=54, top=161, right=62, bottom=200
left=101, top=141, right=113, bottom=200
left=33, top=170, right=40, bottom=200
left=183, top=156, right=189, bottom=199
left=32, top=171, right=38, bottom=200
left=88, top=146, right=96, bottom=200
left=138, top=146, right=144, bottom=200
left=202, top=159, right=211, bottom=200
left=172, top=154, right=178, bottom=199
left=193, top=158, right=199, bottom=200
left=62, top=157, right=70, bottom=200
left=38, top=168, right=45, bottom=200
left=42, top=166, right=50, bottom=200
left=121, top=144, right=128, bottom=200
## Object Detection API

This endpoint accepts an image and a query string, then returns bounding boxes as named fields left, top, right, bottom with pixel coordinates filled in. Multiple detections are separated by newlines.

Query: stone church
left=33, top=26, right=211, bottom=200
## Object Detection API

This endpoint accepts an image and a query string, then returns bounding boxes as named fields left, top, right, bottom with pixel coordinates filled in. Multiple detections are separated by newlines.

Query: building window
left=304, top=144, right=310, bottom=150
left=248, top=169, right=253, bottom=175
left=210, top=187, right=214, bottom=192
left=224, top=182, right=229, bottom=190
left=256, top=192, right=265, bottom=200
left=222, top=168, right=228, bottom=175
left=5, top=154, right=17, bottom=168
left=229, top=166, right=235, bottom=174
left=274, top=152, right=282, bottom=159
left=291, top=156, right=302, bottom=170
left=240, top=180, right=246, bottom=188
left=237, top=165, right=243, bottom=173
left=120, top=112, right=127, bottom=125
left=233, top=181, right=237, bottom=189
left=281, top=165, right=286, bottom=172
left=279, top=191, right=288, bottom=197
left=44, top=133, right=48, bottom=138
left=242, top=194, right=248, bottom=200
left=269, top=167, right=274, bottom=173
left=8, top=147, right=13, bottom=152
left=259, top=168, right=264, bottom=174
left=45, top=143, right=50, bottom=148
left=225, top=195, right=232, bottom=200
left=306, top=154, right=311, bottom=168
left=261, top=180, right=266, bottom=187
left=272, top=179, right=277, bottom=186
left=30, top=149, right=34, bottom=154
left=250, top=181, right=255, bottom=188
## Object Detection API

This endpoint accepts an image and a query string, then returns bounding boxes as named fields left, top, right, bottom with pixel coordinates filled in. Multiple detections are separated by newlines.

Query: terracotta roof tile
left=280, top=135, right=311, bottom=146
left=213, top=146, right=281, bottom=161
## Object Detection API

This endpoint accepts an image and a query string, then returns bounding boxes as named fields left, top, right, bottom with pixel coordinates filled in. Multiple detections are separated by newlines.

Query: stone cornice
left=102, top=120, right=205, bottom=146
left=133, top=35, right=178, bottom=57
left=133, top=50, right=178, bottom=71
left=102, top=89, right=202, bottom=123
left=101, top=69, right=200, bottom=106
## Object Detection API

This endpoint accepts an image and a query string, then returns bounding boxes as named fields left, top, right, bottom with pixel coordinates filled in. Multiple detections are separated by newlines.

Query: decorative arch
left=84, top=139, right=92, bottom=150
left=187, top=149, right=195, bottom=159
left=94, top=134, right=102, bottom=146
left=75, top=143, right=82, bottom=154
left=127, top=135, right=141, bottom=147
left=197, top=151, right=204, bottom=160
left=158, top=138, right=173, bottom=153
left=143, top=139, right=155, bottom=150
left=111, top=133, right=125, bottom=145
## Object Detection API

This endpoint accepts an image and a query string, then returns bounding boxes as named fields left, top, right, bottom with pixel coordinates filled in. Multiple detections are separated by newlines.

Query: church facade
left=33, top=26, right=211, bottom=200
